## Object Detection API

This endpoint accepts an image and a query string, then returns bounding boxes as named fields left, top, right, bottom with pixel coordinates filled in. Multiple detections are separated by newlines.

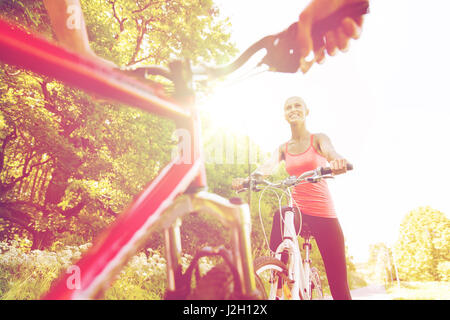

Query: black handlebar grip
left=320, top=163, right=353, bottom=175
left=320, top=167, right=332, bottom=175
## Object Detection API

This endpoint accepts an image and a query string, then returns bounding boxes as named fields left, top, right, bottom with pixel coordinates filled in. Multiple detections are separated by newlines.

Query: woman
left=232, top=96, right=352, bottom=300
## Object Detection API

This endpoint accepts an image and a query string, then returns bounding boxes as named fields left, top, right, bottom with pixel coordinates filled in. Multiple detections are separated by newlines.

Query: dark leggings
left=269, top=207, right=352, bottom=300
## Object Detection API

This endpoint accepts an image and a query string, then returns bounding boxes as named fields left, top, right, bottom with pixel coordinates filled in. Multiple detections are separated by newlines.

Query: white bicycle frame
left=255, top=166, right=351, bottom=300
left=272, top=190, right=313, bottom=300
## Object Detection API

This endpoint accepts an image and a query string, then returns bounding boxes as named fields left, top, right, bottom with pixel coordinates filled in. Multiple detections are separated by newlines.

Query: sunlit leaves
left=0, top=0, right=237, bottom=249
left=394, top=206, right=449, bottom=281
left=81, top=0, right=237, bottom=66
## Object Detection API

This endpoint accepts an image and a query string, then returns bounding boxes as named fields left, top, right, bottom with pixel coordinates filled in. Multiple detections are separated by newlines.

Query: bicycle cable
left=290, top=190, right=303, bottom=239
left=256, top=178, right=316, bottom=254
left=258, top=186, right=282, bottom=253
left=216, top=65, right=269, bottom=89
left=258, top=185, right=295, bottom=254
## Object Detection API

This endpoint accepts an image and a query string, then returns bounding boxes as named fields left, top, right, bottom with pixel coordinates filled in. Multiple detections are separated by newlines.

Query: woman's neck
left=290, top=122, right=309, bottom=140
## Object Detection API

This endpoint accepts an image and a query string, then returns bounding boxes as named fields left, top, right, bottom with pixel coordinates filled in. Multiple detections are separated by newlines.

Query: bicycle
left=0, top=2, right=367, bottom=300
left=242, top=165, right=352, bottom=300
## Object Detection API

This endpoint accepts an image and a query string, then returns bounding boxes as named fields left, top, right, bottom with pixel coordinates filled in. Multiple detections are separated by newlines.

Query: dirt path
left=325, top=284, right=392, bottom=300
left=350, top=284, right=392, bottom=300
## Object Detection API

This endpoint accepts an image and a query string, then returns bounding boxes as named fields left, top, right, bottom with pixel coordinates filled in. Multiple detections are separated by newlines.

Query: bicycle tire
left=188, top=262, right=268, bottom=300
left=253, top=256, right=289, bottom=300
left=309, top=267, right=324, bottom=300
left=187, top=263, right=239, bottom=300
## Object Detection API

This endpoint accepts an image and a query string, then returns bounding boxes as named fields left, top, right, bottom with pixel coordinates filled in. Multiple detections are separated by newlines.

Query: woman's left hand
left=329, top=158, right=348, bottom=175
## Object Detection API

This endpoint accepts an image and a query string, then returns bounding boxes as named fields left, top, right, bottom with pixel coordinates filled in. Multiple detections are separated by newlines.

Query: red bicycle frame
left=0, top=18, right=209, bottom=299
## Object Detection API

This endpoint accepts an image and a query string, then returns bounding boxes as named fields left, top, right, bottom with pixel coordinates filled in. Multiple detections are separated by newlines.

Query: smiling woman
left=229, top=93, right=354, bottom=300
left=284, top=96, right=308, bottom=123
left=213, top=0, right=450, bottom=267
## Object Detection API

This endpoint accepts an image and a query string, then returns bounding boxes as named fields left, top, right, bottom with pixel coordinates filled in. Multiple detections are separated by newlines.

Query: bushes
left=394, top=206, right=449, bottom=282
left=437, top=261, right=450, bottom=282
left=0, top=241, right=213, bottom=300
left=0, top=240, right=89, bottom=299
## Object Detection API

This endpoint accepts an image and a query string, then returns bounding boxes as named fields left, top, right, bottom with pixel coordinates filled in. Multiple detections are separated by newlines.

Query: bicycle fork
left=275, top=210, right=309, bottom=300
left=161, top=192, right=257, bottom=299
left=302, top=236, right=313, bottom=299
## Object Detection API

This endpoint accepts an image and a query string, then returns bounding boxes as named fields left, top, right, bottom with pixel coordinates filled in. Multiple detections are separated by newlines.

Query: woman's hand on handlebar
left=297, top=0, right=369, bottom=73
left=329, top=158, right=350, bottom=175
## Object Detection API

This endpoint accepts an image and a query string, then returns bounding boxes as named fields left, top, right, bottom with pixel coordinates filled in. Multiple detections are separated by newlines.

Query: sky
left=200, top=0, right=450, bottom=262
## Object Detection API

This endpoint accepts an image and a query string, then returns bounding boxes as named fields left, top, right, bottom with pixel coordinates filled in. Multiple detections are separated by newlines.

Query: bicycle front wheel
left=188, top=263, right=264, bottom=300
left=309, top=266, right=324, bottom=300
left=254, top=256, right=289, bottom=300
left=188, top=263, right=235, bottom=300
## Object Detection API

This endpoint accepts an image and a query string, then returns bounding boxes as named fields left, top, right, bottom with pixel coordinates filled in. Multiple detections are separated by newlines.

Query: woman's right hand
left=297, top=0, right=369, bottom=73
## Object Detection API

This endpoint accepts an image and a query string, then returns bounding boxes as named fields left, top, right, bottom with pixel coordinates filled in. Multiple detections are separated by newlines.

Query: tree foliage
left=394, top=206, right=449, bottom=281
left=0, top=0, right=237, bottom=249
left=366, top=242, right=396, bottom=284
left=0, top=2, right=364, bottom=296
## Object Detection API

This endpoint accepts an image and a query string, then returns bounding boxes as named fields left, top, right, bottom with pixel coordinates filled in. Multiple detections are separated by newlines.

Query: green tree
left=0, top=0, right=237, bottom=249
left=394, top=206, right=450, bottom=281
left=367, top=242, right=395, bottom=284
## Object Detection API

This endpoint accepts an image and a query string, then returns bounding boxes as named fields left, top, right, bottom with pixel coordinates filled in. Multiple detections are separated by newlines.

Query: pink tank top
left=284, top=135, right=336, bottom=218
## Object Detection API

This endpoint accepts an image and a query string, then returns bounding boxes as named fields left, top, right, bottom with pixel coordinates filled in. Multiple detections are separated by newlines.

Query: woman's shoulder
left=277, top=142, right=288, bottom=160
left=312, top=132, right=329, bottom=140
left=312, top=132, right=331, bottom=144
left=311, top=132, right=330, bottom=154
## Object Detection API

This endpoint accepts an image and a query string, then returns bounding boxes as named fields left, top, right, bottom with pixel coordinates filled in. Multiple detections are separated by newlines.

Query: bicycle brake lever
left=260, top=23, right=300, bottom=73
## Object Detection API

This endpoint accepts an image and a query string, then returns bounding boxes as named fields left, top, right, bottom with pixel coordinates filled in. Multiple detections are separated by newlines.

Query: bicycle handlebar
left=237, top=163, right=353, bottom=193
left=123, top=1, right=369, bottom=83
left=260, top=1, right=369, bottom=73
left=319, top=163, right=353, bottom=176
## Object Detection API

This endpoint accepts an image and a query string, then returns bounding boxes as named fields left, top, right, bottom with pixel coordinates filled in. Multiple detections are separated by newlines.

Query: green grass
left=0, top=241, right=218, bottom=300
left=386, top=281, right=450, bottom=300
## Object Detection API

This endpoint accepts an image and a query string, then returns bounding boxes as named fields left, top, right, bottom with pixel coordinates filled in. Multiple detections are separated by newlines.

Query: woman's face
left=284, top=97, right=308, bottom=124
